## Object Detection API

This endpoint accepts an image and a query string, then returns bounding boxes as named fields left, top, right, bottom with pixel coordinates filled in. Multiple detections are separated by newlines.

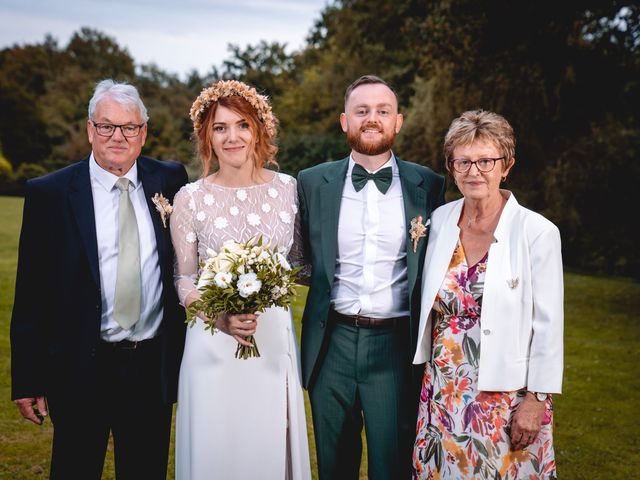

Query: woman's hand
left=216, top=313, right=258, bottom=346
left=510, top=393, right=546, bottom=450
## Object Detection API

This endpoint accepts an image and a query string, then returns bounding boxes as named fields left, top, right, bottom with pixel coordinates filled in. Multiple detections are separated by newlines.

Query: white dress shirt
left=331, top=154, right=409, bottom=318
left=89, top=154, right=164, bottom=341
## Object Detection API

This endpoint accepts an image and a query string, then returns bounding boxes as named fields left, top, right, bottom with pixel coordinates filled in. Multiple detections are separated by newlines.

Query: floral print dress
left=412, top=241, right=556, bottom=479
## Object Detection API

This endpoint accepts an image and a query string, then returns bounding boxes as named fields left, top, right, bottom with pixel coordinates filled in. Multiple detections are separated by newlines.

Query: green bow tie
left=351, top=163, right=393, bottom=194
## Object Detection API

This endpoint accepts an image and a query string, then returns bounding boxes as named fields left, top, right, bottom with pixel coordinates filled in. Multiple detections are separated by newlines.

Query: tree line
left=1, top=0, right=638, bottom=277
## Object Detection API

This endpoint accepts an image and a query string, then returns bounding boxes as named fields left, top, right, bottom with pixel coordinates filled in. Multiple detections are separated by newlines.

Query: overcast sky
left=0, top=0, right=329, bottom=77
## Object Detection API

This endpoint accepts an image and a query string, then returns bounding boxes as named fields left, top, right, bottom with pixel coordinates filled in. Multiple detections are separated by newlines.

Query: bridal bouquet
left=187, top=237, right=300, bottom=359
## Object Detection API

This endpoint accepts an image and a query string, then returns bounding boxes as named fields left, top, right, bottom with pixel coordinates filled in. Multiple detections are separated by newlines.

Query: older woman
left=171, top=80, right=311, bottom=479
left=412, top=110, right=563, bottom=479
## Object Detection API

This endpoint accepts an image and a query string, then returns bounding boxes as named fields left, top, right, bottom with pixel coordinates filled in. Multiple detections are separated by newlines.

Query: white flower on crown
left=236, top=189, right=248, bottom=201
left=196, top=211, right=206, bottom=222
left=204, top=194, right=214, bottom=206
left=229, top=206, right=239, bottom=216
left=268, top=188, right=278, bottom=198
left=279, top=211, right=291, bottom=224
left=214, top=217, right=228, bottom=229
left=261, top=203, right=272, bottom=213
left=247, top=213, right=261, bottom=226
left=186, top=231, right=197, bottom=243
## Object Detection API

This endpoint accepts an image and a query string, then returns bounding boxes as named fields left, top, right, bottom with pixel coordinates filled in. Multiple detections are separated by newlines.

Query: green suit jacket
left=296, top=156, right=446, bottom=389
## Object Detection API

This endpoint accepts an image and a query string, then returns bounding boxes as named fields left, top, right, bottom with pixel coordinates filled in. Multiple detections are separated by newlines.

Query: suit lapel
left=397, top=159, right=426, bottom=296
left=69, top=159, right=100, bottom=288
left=138, top=157, right=167, bottom=278
left=319, top=158, right=349, bottom=285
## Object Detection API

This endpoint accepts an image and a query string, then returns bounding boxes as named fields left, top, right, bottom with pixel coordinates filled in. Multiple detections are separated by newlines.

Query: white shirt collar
left=89, top=152, right=139, bottom=192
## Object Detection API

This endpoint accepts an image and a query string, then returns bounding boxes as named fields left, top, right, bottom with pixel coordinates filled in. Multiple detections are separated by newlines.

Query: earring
left=501, top=176, right=507, bottom=183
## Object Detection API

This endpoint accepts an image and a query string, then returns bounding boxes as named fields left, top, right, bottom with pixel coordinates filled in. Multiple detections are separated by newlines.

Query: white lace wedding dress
left=171, top=172, right=311, bottom=480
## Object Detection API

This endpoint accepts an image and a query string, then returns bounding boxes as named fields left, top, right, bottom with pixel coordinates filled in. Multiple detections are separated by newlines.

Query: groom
left=10, top=79, right=187, bottom=479
left=297, top=75, right=446, bottom=479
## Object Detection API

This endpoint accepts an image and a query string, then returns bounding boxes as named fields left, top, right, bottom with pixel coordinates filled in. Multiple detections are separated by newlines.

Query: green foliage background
left=1, top=2, right=639, bottom=277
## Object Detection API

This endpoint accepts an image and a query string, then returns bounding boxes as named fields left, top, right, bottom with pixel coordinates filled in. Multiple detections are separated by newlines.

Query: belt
left=331, top=310, right=407, bottom=328
left=100, top=337, right=158, bottom=350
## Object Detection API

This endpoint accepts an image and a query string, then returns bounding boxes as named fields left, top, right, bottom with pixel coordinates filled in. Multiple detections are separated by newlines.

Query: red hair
left=195, top=96, right=278, bottom=176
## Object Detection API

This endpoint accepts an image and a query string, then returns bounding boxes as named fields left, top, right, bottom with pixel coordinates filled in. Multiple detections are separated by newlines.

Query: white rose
left=196, top=270, right=215, bottom=289
left=222, top=240, right=245, bottom=256
left=274, top=252, right=291, bottom=271
left=237, top=272, right=262, bottom=298
left=214, top=271, right=233, bottom=288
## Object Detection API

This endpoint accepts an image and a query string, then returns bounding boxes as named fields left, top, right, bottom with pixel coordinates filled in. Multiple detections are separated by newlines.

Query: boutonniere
left=409, top=215, right=430, bottom=253
left=151, top=193, right=173, bottom=228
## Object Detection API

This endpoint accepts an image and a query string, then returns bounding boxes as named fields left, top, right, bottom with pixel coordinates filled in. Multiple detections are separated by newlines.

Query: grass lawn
left=1, top=195, right=638, bottom=479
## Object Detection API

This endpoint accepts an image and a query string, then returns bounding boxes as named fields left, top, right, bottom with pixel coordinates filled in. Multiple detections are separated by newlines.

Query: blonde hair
left=443, top=110, right=515, bottom=174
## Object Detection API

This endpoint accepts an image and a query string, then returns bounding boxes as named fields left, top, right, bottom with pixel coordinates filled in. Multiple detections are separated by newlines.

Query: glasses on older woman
left=449, top=157, right=505, bottom=173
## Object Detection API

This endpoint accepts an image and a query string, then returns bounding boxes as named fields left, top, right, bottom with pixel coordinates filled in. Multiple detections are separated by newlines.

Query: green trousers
left=309, top=321, right=419, bottom=480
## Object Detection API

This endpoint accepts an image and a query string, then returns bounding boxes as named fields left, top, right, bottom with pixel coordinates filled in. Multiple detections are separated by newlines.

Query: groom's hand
left=15, top=396, right=48, bottom=425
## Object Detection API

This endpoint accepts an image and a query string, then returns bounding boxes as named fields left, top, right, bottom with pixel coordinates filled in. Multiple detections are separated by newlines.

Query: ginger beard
left=346, top=121, right=397, bottom=156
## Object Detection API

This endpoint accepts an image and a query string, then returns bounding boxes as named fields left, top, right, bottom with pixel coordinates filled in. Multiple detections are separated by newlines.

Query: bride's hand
left=216, top=313, right=258, bottom=346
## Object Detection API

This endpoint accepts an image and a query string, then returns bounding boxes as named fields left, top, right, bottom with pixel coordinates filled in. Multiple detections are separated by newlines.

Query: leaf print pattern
left=412, top=241, right=556, bottom=480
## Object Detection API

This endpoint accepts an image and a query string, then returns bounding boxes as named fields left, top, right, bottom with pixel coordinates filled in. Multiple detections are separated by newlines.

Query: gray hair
left=87, top=79, right=149, bottom=122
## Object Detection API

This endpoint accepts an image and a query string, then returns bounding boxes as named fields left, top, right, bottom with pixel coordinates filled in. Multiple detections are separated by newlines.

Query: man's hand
left=216, top=313, right=259, bottom=346
left=510, top=393, right=546, bottom=450
left=15, top=396, right=48, bottom=425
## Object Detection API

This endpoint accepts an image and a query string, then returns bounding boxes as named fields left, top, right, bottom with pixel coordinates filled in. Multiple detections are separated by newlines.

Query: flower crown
left=189, top=80, right=277, bottom=138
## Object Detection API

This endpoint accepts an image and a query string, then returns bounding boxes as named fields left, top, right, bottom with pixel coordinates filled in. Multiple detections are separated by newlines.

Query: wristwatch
left=528, top=391, right=549, bottom=402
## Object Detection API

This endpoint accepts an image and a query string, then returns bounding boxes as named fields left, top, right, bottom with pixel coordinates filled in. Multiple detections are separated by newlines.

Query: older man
left=297, top=75, right=446, bottom=479
left=11, top=79, right=188, bottom=479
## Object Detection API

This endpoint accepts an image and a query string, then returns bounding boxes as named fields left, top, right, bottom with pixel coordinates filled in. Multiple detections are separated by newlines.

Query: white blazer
left=413, top=192, right=564, bottom=393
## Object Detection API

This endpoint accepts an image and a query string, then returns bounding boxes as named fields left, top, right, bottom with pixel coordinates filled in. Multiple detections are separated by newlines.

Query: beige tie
left=113, top=177, right=141, bottom=330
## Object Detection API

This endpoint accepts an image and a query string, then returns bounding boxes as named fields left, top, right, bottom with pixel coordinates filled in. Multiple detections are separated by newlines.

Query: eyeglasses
left=449, top=157, right=505, bottom=173
left=91, top=121, right=145, bottom=138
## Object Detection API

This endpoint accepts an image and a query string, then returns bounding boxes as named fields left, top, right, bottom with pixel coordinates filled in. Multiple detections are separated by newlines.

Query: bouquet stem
left=235, top=335, right=261, bottom=359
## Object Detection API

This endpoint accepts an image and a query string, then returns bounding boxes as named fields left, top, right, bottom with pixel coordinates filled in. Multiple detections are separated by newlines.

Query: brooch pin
left=409, top=216, right=430, bottom=253
left=507, top=277, right=519, bottom=289
left=151, top=193, right=173, bottom=228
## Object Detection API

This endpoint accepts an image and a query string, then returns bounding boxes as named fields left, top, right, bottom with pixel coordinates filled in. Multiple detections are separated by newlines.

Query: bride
left=170, top=80, right=311, bottom=479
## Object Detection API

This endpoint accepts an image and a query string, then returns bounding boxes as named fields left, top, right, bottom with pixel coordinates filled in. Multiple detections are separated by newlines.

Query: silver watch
left=529, top=391, right=549, bottom=402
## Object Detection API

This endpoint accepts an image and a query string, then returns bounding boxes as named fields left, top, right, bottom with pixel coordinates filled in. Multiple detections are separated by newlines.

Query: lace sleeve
left=288, top=177, right=311, bottom=285
left=170, top=186, right=200, bottom=307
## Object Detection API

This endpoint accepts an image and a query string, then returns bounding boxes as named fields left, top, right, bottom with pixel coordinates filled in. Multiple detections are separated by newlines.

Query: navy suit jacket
left=10, top=156, right=188, bottom=404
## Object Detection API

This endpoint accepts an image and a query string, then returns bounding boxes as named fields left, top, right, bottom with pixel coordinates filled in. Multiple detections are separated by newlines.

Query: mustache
left=360, top=122, right=383, bottom=132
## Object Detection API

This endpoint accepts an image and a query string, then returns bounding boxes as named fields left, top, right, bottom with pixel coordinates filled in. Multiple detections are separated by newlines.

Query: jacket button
left=483, top=329, right=491, bottom=335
